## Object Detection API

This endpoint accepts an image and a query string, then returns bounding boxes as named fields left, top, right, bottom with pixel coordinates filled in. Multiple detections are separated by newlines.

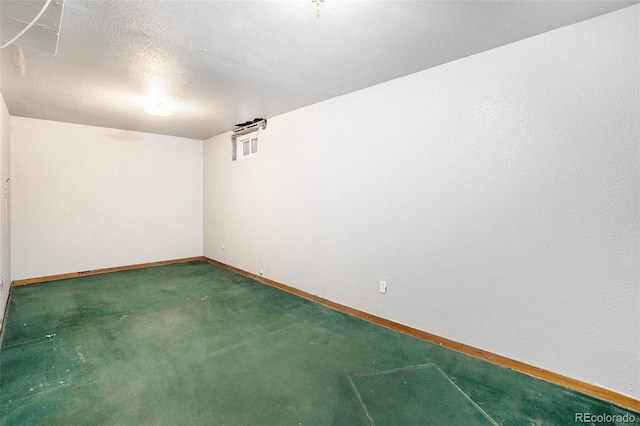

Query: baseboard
left=202, top=256, right=640, bottom=412
left=11, top=256, right=203, bottom=286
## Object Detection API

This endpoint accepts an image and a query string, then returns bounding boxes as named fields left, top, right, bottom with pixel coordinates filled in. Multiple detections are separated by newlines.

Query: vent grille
left=231, top=118, right=266, bottom=161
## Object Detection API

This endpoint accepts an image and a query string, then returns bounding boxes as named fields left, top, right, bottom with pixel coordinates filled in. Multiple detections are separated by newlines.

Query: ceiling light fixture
left=312, top=0, right=324, bottom=18
left=144, top=101, right=173, bottom=117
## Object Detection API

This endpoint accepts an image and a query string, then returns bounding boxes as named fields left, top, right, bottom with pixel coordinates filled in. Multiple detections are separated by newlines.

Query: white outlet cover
left=380, top=281, right=387, bottom=294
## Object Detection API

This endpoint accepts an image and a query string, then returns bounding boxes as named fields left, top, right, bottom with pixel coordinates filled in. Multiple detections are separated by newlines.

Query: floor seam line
left=347, top=373, right=376, bottom=426
left=431, top=364, right=500, bottom=426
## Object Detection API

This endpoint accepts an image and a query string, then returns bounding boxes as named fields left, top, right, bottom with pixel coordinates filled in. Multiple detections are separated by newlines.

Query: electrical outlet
left=380, top=281, right=387, bottom=294
left=259, top=268, right=263, bottom=276
left=222, top=243, right=225, bottom=249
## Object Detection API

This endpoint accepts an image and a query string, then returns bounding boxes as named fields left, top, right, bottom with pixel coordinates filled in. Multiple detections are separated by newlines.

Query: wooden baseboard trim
left=202, top=256, right=640, bottom=412
left=11, top=256, right=203, bottom=286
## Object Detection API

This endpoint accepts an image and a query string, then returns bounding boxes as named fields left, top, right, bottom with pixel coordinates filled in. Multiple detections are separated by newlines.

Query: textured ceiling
left=1, top=0, right=637, bottom=140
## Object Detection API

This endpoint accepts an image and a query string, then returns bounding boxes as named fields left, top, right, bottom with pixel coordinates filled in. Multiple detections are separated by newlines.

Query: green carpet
left=1, top=261, right=637, bottom=425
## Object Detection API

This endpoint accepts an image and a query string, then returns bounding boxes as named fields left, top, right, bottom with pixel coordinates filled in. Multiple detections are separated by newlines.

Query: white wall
left=203, top=6, right=640, bottom=398
left=11, top=118, right=203, bottom=280
left=0, top=93, right=10, bottom=329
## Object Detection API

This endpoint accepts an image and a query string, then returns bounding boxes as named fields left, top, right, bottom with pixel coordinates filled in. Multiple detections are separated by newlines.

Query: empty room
left=1, top=1, right=639, bottom=424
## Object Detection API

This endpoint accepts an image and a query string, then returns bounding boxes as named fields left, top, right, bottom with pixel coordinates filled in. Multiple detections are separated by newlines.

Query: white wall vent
left=232, top=118, right=266, bottom=161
